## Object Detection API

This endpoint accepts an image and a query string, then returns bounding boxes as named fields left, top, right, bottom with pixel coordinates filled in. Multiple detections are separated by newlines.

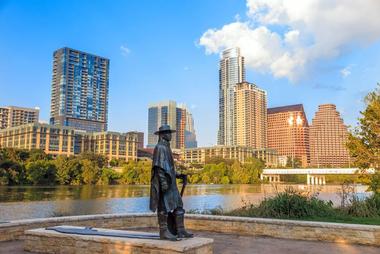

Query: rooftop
left=268, top=104, right=305, bottom=114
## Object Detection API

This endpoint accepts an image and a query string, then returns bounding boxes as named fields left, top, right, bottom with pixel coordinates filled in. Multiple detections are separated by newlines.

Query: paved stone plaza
left=1, top=230, right=379, bottom=254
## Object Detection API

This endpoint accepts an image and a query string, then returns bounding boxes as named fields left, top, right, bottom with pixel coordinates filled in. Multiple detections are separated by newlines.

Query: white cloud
left=120, top=45, right=130, bottom=56
left=340, top=66, right=351, bottom=78
left=199, top=0, right=380, bottom=81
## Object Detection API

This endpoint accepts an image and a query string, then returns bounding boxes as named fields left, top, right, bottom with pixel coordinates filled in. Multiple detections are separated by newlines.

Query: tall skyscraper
left=148, top=101, right=177, bottom=148
left=0, top=106, right=39, bottom=129
left=218, top=47, right=245, bottom=145
left=267, top=104, right=310, bottom=167
left=234, top=82, right=267, bottom=149
left=184, top=110, right=197, bottom=148
left=177, top=104, right=197, bottom=149
left=50, top=47, right=109, bottom=132
left=309, top=104, right=351, bottom=167
left=147, top=101, right=197, bottom=149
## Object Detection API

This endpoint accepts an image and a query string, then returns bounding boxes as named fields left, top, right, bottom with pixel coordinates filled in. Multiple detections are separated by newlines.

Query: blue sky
left=1, top=0, right=379, bottom=146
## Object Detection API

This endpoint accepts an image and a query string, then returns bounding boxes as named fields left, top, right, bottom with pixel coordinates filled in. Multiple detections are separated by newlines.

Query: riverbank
left=0, top=184, right=370, bottom=221
left=192, top=186, right=380, bottom=225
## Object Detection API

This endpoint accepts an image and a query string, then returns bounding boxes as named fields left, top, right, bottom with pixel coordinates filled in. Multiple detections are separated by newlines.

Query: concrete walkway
left=1, top=230, right=379, bottom=254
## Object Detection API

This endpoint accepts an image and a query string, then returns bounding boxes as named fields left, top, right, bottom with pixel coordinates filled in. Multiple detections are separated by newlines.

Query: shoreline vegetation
left=189, top=186, right=380, bottom=226
left=0, top=148, right=370, bottom=186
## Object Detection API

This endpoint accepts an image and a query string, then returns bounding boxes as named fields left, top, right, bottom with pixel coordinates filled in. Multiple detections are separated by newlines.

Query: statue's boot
left=174, top=208, right=194, bottom=238
left=158, top=212, right=177, bottom=241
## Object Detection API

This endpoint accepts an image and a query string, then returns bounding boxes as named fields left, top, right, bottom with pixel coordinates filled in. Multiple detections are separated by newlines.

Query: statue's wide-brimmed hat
left=154, top=125, right=176, bottom=135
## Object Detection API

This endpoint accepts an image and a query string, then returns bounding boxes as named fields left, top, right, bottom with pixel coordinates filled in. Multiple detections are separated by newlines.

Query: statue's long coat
left=149, top=139, right=183, bottom=212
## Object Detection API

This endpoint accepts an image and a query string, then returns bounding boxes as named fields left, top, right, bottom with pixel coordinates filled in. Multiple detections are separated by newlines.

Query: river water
left=0, top=184, right=370, bottom=221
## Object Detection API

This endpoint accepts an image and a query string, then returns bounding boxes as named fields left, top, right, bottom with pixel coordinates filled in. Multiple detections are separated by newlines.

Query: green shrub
left=343, top=197, right=376, bottom=217
left=228, top=187, right=334, bottom=219
left=99, top=168, right=120, bottom=185
left=26, top=160, right=56, bottom=185
left=366, top=194, right=380, bottom=216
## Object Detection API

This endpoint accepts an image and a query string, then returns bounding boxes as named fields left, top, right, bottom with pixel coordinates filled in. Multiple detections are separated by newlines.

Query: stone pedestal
left=24, top=226, right=213, bottom=254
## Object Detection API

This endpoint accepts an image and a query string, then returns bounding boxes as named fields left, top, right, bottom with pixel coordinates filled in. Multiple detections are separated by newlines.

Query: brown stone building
left=309, top=104, right=351, bottom=167
left=0, top=123, right=138, bottom=161
left=127, top=131, right=144, bottom=149
left=0, top=123, right=75, bottom=156
left=234, top=82, right=267, bottom=149
left=267, top=104, right=310, bottom=167
left=0, top=106, right=39, bottom=129
left=182, top=146, right=278, bottom=167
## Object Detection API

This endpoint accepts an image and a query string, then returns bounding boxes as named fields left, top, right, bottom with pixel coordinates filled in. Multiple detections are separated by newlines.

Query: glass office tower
left=50, top=47, right=109, bottom=132
left=147, top=101, right=197, bottom=149
left=218, top=47, right=245, bottom=146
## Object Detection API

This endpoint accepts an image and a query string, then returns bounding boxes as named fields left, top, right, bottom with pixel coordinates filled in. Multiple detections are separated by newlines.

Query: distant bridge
left=261, top=168, right=375, bottom=185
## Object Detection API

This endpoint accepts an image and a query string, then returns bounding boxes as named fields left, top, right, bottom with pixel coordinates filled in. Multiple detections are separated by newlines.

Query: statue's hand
left=177, top=173, right=188, bottom=185
left=176, top=173, right=186, bottom=179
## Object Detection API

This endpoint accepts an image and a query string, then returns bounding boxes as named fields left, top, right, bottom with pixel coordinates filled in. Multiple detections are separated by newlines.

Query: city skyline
left=1, top=1, right=380, bottom=146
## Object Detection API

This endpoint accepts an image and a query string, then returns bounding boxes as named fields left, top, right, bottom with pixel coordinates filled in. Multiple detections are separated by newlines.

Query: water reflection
left=0, top=184, right=370, bottom=221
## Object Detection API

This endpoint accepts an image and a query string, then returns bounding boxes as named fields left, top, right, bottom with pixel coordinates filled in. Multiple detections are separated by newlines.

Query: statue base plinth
left=24, top=226, right=213, bottom=254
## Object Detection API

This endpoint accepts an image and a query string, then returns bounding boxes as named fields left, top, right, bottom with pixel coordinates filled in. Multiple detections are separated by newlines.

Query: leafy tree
left=109, top=158, right=119, bottom=167
left=26, top=160, right=56, bottom=185
left=0, top=159, right=25, bottom=185
left=285, top=156, right=302, bottom=168
left=120, top=160, right=152, bottom=184
left=55, top=156, right=82, bottom=185
left=99, top=168, right=120, bottom=185
left=347, top=84, right=380, bottom=193
left=243, top=157, right=265, bottom=183
left=81, top=159, right=102, bottom=184
left=220, top=175, right=230, bottom=184
left=27, top=149, right=51, bottom=162
left=189, top=174, right=200, bottom=184
left=79, top=152, right=107, bottom=168
left=231, top=160, right=249, bottom=184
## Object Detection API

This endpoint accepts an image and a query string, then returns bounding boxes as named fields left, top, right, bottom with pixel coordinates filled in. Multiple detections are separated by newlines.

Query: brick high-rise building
left=309, top=104, right=351, bottom=167
left=234, top=82, right=267, bottom=149
left=176, top=106, right=186, bottom=150
left=50, top=47, right=109, bottom=132
left=0, top=106, right=39, bottom=129
left=218, top=47, right=245, bottom=146
left=267, top=104, right=310, bottom=167
left=127, top=131, right=144, bottom=149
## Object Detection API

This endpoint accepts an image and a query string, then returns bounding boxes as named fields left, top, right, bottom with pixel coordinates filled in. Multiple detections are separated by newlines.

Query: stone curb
left=0, top=213, right=379, bottom=246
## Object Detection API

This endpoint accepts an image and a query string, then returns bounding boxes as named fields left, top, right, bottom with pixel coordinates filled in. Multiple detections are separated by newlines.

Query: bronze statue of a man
left=149, top=125, right=193, bottom=241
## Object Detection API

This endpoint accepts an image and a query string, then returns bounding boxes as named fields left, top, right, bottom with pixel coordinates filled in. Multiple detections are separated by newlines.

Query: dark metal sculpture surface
left=150, top=125, right=193, bottom=241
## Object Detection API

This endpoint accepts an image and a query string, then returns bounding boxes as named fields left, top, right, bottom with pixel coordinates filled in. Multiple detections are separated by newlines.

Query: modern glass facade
left=147, top=101, right=197, bottom=149
left=218, top=47, right=245, bottom=146
left=50, top=47, right=109, bottom=132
